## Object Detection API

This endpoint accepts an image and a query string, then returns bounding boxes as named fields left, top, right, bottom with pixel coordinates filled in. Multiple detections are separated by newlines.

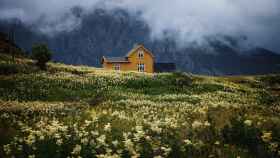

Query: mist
left=0, top=0, right=280, bottom=52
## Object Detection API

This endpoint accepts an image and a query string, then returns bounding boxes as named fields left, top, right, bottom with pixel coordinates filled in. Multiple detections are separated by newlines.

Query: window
left=138, top=63, right=145, bottom=72
left=113, top=64, right=120, bottom=71
left=138, top=50, right=144, bottom=59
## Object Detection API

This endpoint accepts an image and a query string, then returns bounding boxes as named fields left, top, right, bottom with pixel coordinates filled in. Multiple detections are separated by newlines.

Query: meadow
left=0, top=54, right=280, bottom=158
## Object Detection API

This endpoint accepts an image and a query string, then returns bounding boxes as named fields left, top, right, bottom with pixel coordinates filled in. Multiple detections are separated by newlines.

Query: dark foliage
left=0, top=63, right=19, bottom=75
left=31, top=44, right=52, bottom=70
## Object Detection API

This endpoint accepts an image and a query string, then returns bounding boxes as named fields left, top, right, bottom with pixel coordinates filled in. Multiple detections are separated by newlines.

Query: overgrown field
left=0, top=54, right=280, bottom=158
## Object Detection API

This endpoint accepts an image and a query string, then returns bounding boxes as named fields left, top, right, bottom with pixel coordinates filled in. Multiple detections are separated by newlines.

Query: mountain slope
left=0, top=8, right=280, bottom=75
left=0, top=53, right=280, bottom=157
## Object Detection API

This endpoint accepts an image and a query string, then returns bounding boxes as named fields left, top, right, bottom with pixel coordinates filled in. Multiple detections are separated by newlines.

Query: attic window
left=138, top=50, right=144, bottom=59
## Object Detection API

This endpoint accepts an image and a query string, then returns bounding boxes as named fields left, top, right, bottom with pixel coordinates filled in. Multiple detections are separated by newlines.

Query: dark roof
left=103, top=57, right=130, bottom=63
left=154, top=63, right=176, bottom=72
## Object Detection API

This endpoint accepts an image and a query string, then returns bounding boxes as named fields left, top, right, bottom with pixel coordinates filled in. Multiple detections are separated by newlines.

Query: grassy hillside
left=0, top=54, right=280, bottom=158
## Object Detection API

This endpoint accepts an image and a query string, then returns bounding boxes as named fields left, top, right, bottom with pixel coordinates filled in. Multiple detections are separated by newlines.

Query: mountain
left=0, top=8, right=280, bottom=75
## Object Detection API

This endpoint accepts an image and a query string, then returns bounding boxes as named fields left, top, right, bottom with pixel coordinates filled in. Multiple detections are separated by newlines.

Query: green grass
left=0, top=54, right=280, bottom=158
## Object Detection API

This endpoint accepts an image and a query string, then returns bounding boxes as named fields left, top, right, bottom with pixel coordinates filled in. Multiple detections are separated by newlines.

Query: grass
left=0, top=54, right=280, bottom=158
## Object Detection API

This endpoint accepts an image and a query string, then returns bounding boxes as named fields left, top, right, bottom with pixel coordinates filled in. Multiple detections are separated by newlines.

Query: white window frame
left=138, top=50, right=144, bottom=59
left=113, top=64, right=121, bottom=71
left=138, top=63, right=145, bottom=72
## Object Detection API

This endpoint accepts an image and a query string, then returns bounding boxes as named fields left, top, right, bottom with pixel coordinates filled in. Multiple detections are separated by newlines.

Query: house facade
left=102, top=45, right=154, bottom=73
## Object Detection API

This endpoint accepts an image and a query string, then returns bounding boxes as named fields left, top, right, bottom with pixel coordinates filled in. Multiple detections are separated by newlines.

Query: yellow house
left=102, top=45, right=155, bottom=73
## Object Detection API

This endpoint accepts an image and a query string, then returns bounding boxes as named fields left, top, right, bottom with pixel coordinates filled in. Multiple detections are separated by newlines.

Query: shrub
left=31, top=44, right=52, bottom=70
left=222, top=118, right=272, bottom=158
left=259, top=75, right=280, bottom=86
left=88, top=89, right=108, bottom=106
left=258, top=90, right=277, bottom=106
left=171, top=72, right=193, bottom=87
left=0, top=63, right=19, bottom=75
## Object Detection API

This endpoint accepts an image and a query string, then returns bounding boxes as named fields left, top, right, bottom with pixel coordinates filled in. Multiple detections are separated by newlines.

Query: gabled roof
left=126, top=44, right=155, bottom=58
left=102, top=45, right=154, bottom=64
left=102, top=56, right=130, bottom=63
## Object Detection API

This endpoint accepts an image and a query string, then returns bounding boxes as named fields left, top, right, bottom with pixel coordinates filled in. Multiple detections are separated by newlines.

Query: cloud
left=108, top=0, right=280, bottom=50
left=0, top=0, right=280, bottom=52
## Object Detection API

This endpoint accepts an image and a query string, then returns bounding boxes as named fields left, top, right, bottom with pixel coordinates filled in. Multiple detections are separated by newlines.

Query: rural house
left=102, top=44, right=176, bottom=73
left=102, top=45, right=155, bottom=73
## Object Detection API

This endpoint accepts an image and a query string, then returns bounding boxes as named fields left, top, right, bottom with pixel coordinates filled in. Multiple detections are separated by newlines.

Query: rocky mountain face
left=0, top=8, right=280, bottom=75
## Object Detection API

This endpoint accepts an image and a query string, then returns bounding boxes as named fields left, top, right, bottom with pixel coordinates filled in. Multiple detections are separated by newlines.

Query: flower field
left=0, top=54, right=280, bottom=158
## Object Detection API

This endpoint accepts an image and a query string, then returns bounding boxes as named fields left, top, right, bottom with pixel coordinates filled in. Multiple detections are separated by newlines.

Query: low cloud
left=1, top=0, right=280, bottom=52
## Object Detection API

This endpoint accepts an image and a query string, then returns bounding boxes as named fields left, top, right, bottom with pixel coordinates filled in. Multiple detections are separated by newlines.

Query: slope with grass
left=0, top=54, right=280, bottom=158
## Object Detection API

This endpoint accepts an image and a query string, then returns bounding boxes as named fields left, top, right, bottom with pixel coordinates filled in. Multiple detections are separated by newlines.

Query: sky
left=0, top=0, right=280, bottom=52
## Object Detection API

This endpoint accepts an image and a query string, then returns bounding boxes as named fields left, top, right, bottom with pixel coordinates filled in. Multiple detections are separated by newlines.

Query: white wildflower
left=96, top=134, right=106, bottom=146
left=28, top=155, right=35, bottom=158
left=104, top=123, right=111, bottom=132
left=81, top=138, right=89, bottom=145
left=184, top=139, right=192, bottom=145
left=56, top=139, right=63, bottom=146
left=192, top=120, right=203, bottom=129
left=214, top=141, right=220, bottom=145
left=112, top=140, right=119, bottom=147
left=204, top=121, right=211, bottom=127
left=72, top=144, right=82, bottom=155
left=244, top=120, right=252, bottom=126
left=261, top=132, right=272, bottom=142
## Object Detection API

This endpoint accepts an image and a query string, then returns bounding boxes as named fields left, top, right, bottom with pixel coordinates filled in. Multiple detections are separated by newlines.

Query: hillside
left=0, top=53, right=280, bottom=158
left=1, top=9, right=280, bottom=75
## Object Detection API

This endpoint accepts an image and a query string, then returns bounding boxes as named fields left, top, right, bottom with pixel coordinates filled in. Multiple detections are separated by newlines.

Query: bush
left=171, top=72, right=193, bottom=87
left=259, top=75, right=280, bottom=86
left=31, top=44, right=52, bottom=70
left=222, top=118, right=272, bottom=158
left=258, top=90, right=278, bottom=106
left=0, top=63, right=19, bottom=75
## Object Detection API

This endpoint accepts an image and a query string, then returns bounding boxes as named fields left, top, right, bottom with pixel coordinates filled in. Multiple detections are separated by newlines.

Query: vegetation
left=0, top=54, right=280, bottom=158
left=31, top=44, right=52, bottom=70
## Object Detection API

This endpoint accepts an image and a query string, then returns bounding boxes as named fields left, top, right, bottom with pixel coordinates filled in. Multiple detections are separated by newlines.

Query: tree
left=31, top=44, right=52, bottom=70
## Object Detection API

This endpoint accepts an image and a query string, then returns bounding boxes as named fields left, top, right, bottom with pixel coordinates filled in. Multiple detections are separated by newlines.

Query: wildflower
left=56, top=139, right=63, bottom=146
left=134, top=126, right=145, bottom=142
left=25, top=134, right=36, bottom=146
left=161, top=146, right=171, bottom=156
left=269, top=142, right=278, bottom=152
left=81, top=138, right=89, bottom=145
left=96, top=134, right=106, bottom=146
left=214, top=141, right=220, bottom=145
left=261, top=132, right=272, bottom=142
left=91, top=131, right=99, bottom=136
left=104, top=123, right=111, bottom=132
left=204, top=121, right=211, bottom=127
left=244, top=120, right=252, bottom=126
left=112, top=140, right=119, bottom=147
left=184, top=139, right=192, bottom=145
left=84, top=120, right=92, bottom=127
left=145, top=135, right=151, bottom=141
left=150, top=124, right=162, bottom=134
left=124, top=138, right=135, bottom=153
left=17, top=145, right=23, bottom=151
left=28, top=155, right=35, bottom=158
left=3, top=144, right=11, bottom=155
left=72, top=144, right=82, bottom=155
left=39, top=135, right=45, bottom=140
left=192, top=120, right=203, bottom=129
left=54, top=133, right=61, bottom=139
